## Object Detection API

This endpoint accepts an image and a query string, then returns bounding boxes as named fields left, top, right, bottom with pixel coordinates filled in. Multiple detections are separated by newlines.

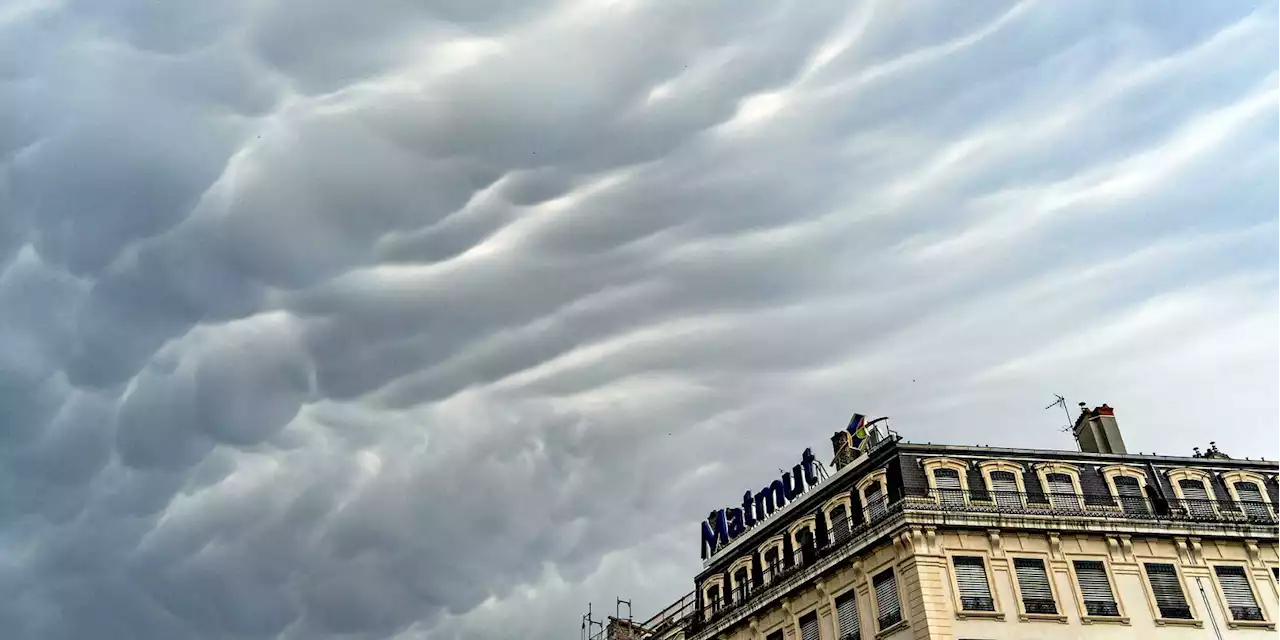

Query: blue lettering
left=727, top=508, right=745, bottom=537
left=785, top=467, right=805, bottom=500
left=801, top=448, right=818, bottom=486
left=701, top=510, right=729, bottom=559
left=742, top=491, right=757, bottom=526
left=769, top=479, right=789, bottom=510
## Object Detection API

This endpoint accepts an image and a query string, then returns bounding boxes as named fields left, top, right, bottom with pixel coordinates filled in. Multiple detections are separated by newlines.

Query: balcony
left=903, top=489, right=1278, bottom=528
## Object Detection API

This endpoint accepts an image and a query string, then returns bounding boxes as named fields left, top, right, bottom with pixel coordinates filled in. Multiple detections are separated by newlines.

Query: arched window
left=1233, top=482, right=1271, bottom=521
left=864, top=481, right=886, bottom=520
left=1113, top=476, right=1148, bottom=515
left=829, top=504, right=851, bottom=543
left=706, top=583, right=721, bottom=612
left=989, top=471, right=1022, bottom=510
left=1178, top=479, right=1215, bottom=518
left=796, top=526, right=815, bottom=566
left=934, top=468, right=965, bottom=506
left=1046, top=473, right=1081, bottom=511
left=763, top=547, right=780, bottom=578
left=733, top=566, right=751, bottom=602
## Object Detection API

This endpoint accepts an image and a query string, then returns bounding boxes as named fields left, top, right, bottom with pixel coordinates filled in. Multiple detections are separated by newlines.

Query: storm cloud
left=1, top=0, right=1277, bottom=638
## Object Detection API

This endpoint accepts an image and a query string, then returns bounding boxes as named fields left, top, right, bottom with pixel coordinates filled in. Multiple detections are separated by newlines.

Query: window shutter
left=1113, top=476, right=1148, bottom=515
left=1178, top=479, right=1215, bottom=518
left=1234, top=482, right=1271, bottom=521
left=1144, top=563, right=1192, bottom=619
left=767, top=632, right=783, bottom=640
left=1073, top=560, right=1119, bottom=617
left=873, top=569, right=902, bottom=628
left=1013, top=558, right=1057, bottom=614
left=835, top=592, right=861, bottom=640
left=1215, top=565, right=1264, bottom=621
left=799, top=613, right=819, bottom=640
left=733, top=567, right=750, bottom=602
left=1046, top=473, right=1081, bottom=510
left=865, top=482, right=886, bottom=520
left=952, top=556, right=995, bottom=611
left=830, top=505, right=851, bottom=543
left=989, top=471, right=1021, bottom=509
left=934, top=469, right=965, bottom=506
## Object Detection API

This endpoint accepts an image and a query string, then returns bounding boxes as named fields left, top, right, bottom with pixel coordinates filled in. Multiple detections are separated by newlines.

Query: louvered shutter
left=799, top=613, right=819, bottom=640
left=835, top=592, right=861, bottom=640
left=1178, top=479, right=1215, bottom=518
left=1073, top=560, right=1119, bottom=617
left=1143, top=563, right=1192, bottom=619
left=1113, top=476, right=1148, bottom=515
left=934, top=469, right=965, bottom=506
left=873, top=569, right=902, bottom=628
left=830, top=505, right=851, bottom=543
left=1046, top=473, right=1081, bottom=510
left=865, top=482, right=886, bottom=520
left=1215, top=566, right=1264, bottom=621
left=989, top=471, right=1022, bottom=509
left=1014, top=558, right=1057, bottom=614
left=1234, top=482, right=1271, bottom=521
left=952, top=556, right=995, bottom=611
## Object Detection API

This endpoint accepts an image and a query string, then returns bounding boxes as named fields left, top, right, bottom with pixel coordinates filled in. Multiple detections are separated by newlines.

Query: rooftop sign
left=700, top=448, right=819, bottom=559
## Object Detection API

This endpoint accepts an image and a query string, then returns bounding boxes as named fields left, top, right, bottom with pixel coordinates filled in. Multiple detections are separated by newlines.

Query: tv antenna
left=1045, top=394, right=1079, bottom=451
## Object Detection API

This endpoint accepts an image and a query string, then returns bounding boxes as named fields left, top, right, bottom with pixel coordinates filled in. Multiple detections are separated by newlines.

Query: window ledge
left=1018, top=613, right=1068, bottom=624
left=1226, top=620, right=1276, bottom=631
left=875, top=620, right=909, bottom=638
left=1081, top=615, right=1130, bottom=626
left=1154, top=618, right=1203, bottom=628
left=956, top=610, right=1005, bottom=621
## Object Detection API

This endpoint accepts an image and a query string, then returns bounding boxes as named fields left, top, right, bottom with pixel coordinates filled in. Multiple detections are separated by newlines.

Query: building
left=591, top=405, right=1279, bottom=640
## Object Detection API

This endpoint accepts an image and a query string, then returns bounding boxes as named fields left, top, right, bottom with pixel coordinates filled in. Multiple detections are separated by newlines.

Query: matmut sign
left=701, top=448, right=819, bottom=559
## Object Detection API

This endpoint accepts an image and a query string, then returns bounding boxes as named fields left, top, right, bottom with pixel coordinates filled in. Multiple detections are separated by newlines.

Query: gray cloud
left=0, top=0, right=1277, bottom=639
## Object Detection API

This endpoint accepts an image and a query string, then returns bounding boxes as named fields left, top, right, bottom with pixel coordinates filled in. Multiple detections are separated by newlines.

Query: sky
left=0, top=0, right=1277, bottom=638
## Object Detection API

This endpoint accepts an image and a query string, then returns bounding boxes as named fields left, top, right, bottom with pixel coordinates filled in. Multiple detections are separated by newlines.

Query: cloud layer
left=1, top=1, right=1277, bottom=638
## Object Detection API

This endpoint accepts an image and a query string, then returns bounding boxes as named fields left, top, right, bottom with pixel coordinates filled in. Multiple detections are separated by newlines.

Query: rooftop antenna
left=617, top=598, right=633, bottom=639
left=1045, top=394, right=1080, bottom=451
left=582, top=603, right=603, bottom=640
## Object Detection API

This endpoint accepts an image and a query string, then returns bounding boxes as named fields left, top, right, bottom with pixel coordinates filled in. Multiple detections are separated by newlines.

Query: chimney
left=1073, top=403, right=1127, bottom=454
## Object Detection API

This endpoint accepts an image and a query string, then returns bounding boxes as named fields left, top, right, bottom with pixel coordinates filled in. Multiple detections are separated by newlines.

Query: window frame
left=856, top=469, right=889, bottom=523
left=727, top=555, right=754, bottom=604
left=869, top=565, right=906, bottom=634
left=977, top=460, right=1027, bottom=507
left=1101, top=465, right=1151, bottom=516
left=1066, top=555, right=1129, bottom=625
left=1137, top=560, right=1201, bottom=628
left=822, top=494, right=855, bottom=544
left=1208, top=562, right=1276, bottom=630
left=922, top=457, right=971, bottom=506
left=944, top=552, right=1003, bottom=620
left=1167, top=468, right=1220, bottom=517
left=1008, top=554, right=1066, bottom=623
left=757, top=534, right=786, bottom=585
left=831, top=585, right=863, bottom=640
left=1034, top=462, right=1088, bottom=511
left=1221, top=470, right=1276, bottom=519
left=701, top=574, right=726, bottom=619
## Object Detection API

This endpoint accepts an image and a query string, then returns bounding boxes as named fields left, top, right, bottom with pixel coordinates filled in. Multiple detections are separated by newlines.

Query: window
left=1178, top=479, right=1215, bottom=518
left=1073, top=560, right=1120, bottom=617
left=763, top=547, right=780, bottom=582
left=1234, top=482, right=1271, bottom=521
left=989, top=471, right=1021, bottom=509
left=799, top=612, right=819, bottom=640
left=1144, top=563, right=1193, bottom=620
left=952, top=556, right=996, bottom=612
left=766, top=631, right=783, bottom=640
left=873, top=568, right=902, bottom=629
left=864, top=481, right=886, bottom=520
left=706, top=583, right=722, bottom=612
left=1113, top=476, right=1148, bottom=515
left=934, top=468, right=965, bottom=506
left=795, top=526, right=815, bottom=566
left=732, top=567, right=750, bottom=603
left=1045, top=473, right=1081, bottom=510
left=835, top=591, right=861, bottom=640
left=1214, top=565, right=1264, bottom=621
left=1013, top=558, right=1057, bottom=614
left=1272, top=567, right=1278, bottom=583
left=830, top=505, right=851, bottom=543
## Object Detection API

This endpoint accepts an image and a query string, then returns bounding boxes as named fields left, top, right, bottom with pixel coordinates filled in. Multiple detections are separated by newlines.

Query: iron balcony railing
left=666, top=487, right=1275, bottom=636
left=906, top=489, right=1278, bottom=526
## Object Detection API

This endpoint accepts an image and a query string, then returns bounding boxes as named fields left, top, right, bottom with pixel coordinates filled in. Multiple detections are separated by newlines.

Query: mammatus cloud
left=1, top=0, right=1276, bottom=638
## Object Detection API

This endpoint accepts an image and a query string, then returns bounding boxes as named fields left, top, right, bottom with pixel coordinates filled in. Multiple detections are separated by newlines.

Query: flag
left=847, top=413, right=868, bottom=450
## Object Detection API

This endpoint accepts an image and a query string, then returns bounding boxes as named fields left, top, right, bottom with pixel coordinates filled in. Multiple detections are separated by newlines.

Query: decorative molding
left=988, top=529, right=1004, bottom=557
left=1047, top=532, right=1063, bottom=560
